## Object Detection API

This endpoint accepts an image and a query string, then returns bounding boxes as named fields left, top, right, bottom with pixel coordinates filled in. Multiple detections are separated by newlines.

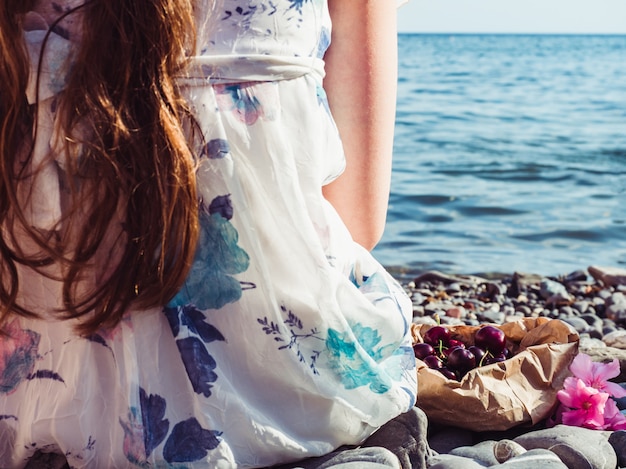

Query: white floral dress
left=0, top=1, right=416, bottom=468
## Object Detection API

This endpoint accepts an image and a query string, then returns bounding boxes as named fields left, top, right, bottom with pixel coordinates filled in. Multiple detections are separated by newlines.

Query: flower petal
left=603, top=399, right=626, bottom=431
left=592, top=358, right=622, bottom=383
left=557, top=378, right=597, bottom=409
left=569, top=353, right=594, bottom=381
left=561, top=408, right=588, bottom=427
left=604, top=381, right=626, bottom=399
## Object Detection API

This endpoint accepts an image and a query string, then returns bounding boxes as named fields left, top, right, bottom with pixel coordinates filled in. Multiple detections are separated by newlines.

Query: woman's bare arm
left=323, top=0, right=398, bottom=250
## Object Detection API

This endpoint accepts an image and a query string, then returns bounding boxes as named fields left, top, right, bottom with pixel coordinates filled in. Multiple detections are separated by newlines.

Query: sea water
left=374, top=34, right=626, bottom=279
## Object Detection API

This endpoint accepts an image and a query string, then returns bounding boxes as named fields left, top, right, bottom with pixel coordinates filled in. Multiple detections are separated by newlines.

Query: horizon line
left=398, top=31, right=626, bottom=35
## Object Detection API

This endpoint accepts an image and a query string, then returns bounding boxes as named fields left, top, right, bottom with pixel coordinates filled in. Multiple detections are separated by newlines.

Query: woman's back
left=0, top=1, right=416, bottom=467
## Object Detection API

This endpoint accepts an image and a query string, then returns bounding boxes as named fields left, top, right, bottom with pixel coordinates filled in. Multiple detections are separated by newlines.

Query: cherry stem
left=478, top=350, right=492, bottom=367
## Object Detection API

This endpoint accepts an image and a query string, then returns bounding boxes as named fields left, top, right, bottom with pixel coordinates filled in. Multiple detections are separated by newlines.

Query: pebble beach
left=393, top=265, right=626, bottom=469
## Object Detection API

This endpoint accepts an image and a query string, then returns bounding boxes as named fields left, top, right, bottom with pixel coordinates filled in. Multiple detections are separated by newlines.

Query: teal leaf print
left=163, top=418, right=222, bottom=463
left=325, top=323, right=394, bottom=394
left=169, top=196, right=250, bottom=310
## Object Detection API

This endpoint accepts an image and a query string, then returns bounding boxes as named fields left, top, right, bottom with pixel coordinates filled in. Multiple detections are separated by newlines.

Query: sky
left=397, top=0, right=626, bottom=34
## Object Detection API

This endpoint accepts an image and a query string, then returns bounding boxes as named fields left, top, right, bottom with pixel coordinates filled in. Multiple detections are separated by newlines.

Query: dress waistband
left=180, top=54, right=326, bottom=85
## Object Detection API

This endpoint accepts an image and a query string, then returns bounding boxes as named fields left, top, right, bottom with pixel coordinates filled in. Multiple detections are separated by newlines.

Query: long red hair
left=0, top=0, right=200, bottom=334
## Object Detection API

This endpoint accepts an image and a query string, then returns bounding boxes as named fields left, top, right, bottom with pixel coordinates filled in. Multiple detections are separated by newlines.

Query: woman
left=0, top=0, right=416, bottom=467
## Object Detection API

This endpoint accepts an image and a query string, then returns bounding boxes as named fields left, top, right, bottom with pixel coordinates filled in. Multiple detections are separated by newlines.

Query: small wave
left=511, top=229, right=608, bottom=242
left=456, top=206, right=527, bottom=217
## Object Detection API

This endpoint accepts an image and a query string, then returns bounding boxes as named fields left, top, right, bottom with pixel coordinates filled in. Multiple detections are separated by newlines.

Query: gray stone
left=427, top=454, right=487, bottom=469
left=513, top=425, right=616, bottom=469
left=274, top=447, right=402, bottom=469
left=609, top=430, right=626, bottom=468
left=539, top=279, right=572, bottom=303
left=479, top=308, right=505, bottom=324
left=607, top=298, right=626, bottom=323
left=450, top=440, right=499, bottom=466
left=490, top=449, right=568, bottom=468
left=572, top=300, right=590, bottom=314
left=558, top=305, right=575, bottom=317
left=560, top=316, right=592, bottom=334
left=589, top=265, right=626, bottom=287
left=493, top=439, right=527, bottom=463
left=608, top=292, right=626, bottom=307
left=361, top=407, right=433, bottom=469
left=603, top=330, right=626, bottom=350
left=412, top=316, right=437, bottom=326
left=579, top=313, right=604, bottom=332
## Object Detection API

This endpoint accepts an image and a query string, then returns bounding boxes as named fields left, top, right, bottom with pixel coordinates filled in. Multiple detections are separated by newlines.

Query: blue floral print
left=121, top=387, right=222, bottom=465
left=163, top=418, right=222, bottom=463
left=164, top=304, right=226, bottom=398
left=203, top=139, right=230, bottom=159
left=0, top=318, right=64, bottom=394
left=258, top=305, right=324, bottom=375
left=325, top=323, right=399, bottom=394
left=140, top=389, right=170, bottom=458
left=168, top=195, right=250, bottom=310
left=0, top=319, right=41, bottom=394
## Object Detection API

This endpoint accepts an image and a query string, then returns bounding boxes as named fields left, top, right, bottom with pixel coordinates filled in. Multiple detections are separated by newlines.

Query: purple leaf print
left=177, top=337, right=218, bottom=397
left=139, top=388, right=169, bottom=458
left=164, top=306, right=181, bottom=337
left=0, top=319, right=41, bottom=394
left=86, top=333, right=110, bottom=349
left=163, top=417, right=221, bottom=463
left=27, top=370, right=65, bottom=384
left=165, top=305, right=226, bottom=345
left=203, top=139, right=230, bottom=159
left=180, top=306, right=226, bottom=344
left=208, top=194, right=234, bottom=221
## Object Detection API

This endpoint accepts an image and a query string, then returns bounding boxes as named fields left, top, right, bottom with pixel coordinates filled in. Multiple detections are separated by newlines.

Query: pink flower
left=602, top=398, right=626, bottom=431
left=557, top=377, right=608, bottom=429
left=569, top=353, right=626, bottom=398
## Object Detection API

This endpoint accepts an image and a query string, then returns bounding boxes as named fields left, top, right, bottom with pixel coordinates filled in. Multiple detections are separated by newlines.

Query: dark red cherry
left=438, top=367, right=457, bottom=380
left=468, top=346, right=487, bottom=366
left=447, top=347, right=476, bottom=374
left=423, top=355, right=444, bottom=370
left=448, top=339, right=465, bottom=349
left=423, top=326, right=451, bottom=347
left=474, top=325, right=506, bottom=355
left=484, top=352, right=508, bottom=365
left=413, top=343, right=436, bottom=360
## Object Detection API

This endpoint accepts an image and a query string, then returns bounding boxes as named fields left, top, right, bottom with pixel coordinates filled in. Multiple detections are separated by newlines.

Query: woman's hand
left=323, top=0, right=399, bottom=250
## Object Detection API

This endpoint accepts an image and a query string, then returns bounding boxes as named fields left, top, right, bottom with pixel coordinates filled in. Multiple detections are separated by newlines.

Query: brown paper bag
left=411, top=317, right=579, bottom=431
